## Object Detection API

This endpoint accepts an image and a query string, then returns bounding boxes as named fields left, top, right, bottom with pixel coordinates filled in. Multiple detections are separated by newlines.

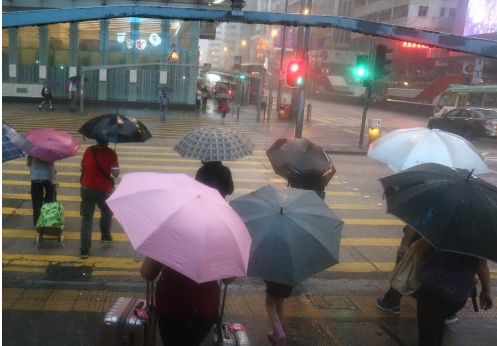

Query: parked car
left=427, top=108, right=497, bottom=141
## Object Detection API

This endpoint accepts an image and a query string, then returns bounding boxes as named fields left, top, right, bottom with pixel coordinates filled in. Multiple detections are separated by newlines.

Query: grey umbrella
left=2, top=122, right=33, bottom=162
left=174, top=125, right=255, bottom=162
left=230, top=184, right=343, bottom=286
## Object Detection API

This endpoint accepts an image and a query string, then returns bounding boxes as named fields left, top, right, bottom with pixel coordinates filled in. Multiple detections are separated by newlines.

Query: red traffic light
left=285, top=60, right=306, bottom=88
left=373, top=44, right=393, bottom=80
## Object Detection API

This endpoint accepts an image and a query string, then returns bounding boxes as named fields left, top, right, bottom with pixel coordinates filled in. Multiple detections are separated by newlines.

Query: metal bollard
left=368, top=119, right=381, bottom=144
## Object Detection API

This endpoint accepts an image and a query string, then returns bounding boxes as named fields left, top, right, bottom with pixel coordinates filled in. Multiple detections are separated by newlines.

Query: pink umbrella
left=25, top=128, right=80, bottom=162
left=106, top=172, right=252, bottom=283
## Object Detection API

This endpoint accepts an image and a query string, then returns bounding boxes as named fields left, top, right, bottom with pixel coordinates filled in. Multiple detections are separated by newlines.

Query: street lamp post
left=275, top=0, right=289, bottom=119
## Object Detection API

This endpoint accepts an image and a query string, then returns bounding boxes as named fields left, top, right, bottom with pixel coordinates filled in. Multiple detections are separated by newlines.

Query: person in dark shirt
left=194, top=161, right=234, bottom=199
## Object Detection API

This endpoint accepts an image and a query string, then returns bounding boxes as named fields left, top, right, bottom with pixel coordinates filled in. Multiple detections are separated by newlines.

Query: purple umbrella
left=25, top=128, right=81, bottom=162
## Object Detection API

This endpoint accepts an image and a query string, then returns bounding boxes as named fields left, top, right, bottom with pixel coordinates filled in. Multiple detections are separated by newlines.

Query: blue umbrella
left=2, top=122, right=33, bottom=162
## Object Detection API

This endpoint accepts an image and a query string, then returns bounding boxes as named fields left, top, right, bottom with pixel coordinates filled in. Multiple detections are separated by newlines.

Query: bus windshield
left=434, top=85, right=497, bottom=116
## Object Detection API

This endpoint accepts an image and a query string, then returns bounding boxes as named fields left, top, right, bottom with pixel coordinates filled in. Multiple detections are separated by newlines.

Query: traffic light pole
left=358, top=81, right=372, bottom=148
left=358, top=40, right=375, bottom=148
left=295, top=0, right=312, bottom=138
left=275, top=0, right=289, bottom=121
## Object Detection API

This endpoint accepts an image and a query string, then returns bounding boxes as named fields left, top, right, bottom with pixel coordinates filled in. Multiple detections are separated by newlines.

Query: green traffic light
left=354, top=54, right=369, bottom=80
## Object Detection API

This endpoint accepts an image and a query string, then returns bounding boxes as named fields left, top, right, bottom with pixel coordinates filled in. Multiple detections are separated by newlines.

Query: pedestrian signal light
left=231, top=0, right=246, bottom=15
left=373, top=44, right=393, bottom=80
left=285, top=60, right=305, bottom=88
left=354, top=55, right=369, bottom=79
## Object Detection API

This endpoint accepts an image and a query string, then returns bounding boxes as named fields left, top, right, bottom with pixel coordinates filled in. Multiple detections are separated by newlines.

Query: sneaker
left=38, top=105, right=42, bottom=110
left=80, top=252, right=89, bottom=259
left=445, top=314, right=459, bottom=325
left=50, top=107, right=54, bottom=110
left=376, top=298, right=401, bottom=314
left=101, top=236, right=113, bottom=243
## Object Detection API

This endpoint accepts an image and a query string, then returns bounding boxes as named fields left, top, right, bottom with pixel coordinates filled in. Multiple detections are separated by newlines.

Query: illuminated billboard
left=463, top=0, right=497, bottom=36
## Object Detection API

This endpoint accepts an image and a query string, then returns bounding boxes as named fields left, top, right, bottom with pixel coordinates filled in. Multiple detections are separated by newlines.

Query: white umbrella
left=368, top=127, right=489, bottom=174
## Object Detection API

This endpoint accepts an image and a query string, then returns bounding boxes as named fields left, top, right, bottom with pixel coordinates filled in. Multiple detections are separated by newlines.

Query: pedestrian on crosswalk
left=27, top=155, right=57, bottom=227
left=38, top=86, right=54, bottom=111
left=79, top=139, right=120, bottom=259
left=376, top=225, right=420, bottom=314
left=158, top=88, right=170, bottom=122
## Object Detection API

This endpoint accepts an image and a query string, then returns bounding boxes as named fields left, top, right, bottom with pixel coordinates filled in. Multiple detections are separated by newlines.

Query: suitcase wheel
left=35, top=234, right=42, bottom=248
left=58, top=234, right=64, bottom=248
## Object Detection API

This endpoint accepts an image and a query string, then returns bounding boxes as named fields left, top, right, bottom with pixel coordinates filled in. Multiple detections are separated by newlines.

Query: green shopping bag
left=36, top=202, right=65, bottom=229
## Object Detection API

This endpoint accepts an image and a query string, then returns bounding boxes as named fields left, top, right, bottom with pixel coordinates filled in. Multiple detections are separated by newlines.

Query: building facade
left=2, top=0, right=234, bottom=108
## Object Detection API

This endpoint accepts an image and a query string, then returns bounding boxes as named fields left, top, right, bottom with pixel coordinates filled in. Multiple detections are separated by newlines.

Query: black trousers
left=157, top=315, right=216, bottom=346
left=416, top=285, right=466, bottom=346
left=31, top=180, right=55, bottom=226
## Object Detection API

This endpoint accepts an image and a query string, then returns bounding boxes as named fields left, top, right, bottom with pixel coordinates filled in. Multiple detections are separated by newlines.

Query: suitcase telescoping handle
left=216, top=282, right=229, bottom=344
left=146, top=280, right=155, bottom=310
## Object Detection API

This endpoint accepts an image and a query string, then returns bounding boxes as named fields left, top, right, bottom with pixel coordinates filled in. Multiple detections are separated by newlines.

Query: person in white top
left=27, top=156, right=56, bottom=227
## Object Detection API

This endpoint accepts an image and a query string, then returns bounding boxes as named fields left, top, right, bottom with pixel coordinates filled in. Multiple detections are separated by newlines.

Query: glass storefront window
left=48, top=23, right=70, bottom=68
left=108, top=18, right=130, bottom=65
left=79, top=20, right=101, bottom=66
left=18, top=26, right=39, bottom=65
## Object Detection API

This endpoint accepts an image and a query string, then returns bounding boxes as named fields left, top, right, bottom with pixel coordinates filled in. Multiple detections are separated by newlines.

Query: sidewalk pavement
left=3, top=278, right=496, bottom=346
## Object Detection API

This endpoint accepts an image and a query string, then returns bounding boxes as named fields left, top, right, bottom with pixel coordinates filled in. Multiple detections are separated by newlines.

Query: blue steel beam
left=2, top=5, right=496, bottom=58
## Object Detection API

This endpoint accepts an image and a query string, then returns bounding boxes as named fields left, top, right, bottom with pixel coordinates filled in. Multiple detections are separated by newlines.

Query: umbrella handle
left=216, top=282, right=228, bottom=344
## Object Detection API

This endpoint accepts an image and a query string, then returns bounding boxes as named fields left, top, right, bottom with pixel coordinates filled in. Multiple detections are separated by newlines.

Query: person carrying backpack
left=414, top=238, right=493, bottom=346
left=39, top=86, right=54, bottom=110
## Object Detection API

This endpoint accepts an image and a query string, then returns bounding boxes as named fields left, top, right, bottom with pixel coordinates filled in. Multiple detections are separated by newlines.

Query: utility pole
left=275, top=0, right=289, bottom=118
left=295, top=0, right=312, bottom=138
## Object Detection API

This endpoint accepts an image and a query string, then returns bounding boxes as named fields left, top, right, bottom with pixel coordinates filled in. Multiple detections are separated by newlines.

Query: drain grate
left=45, top=263, right=93, bottom=281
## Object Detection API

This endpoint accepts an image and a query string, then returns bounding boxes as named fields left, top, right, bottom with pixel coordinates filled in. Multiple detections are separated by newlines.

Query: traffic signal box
left=373, top=44, right=393, bottom=80
left=231, top=0, right=246, bottom=12
left=285, top=60, right=306, bottom=88
left=354, top=54, right=369, bottom=80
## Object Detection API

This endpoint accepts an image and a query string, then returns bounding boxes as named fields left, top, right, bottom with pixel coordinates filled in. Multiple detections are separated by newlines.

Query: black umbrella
left=380, top=163, right=497, bottom=263
left=78, top=114, right=152, bottom=143
left=266, top=138, right=336, bottom=187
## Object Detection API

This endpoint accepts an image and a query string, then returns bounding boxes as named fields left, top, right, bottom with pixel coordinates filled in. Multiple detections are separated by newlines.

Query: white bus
left=434, top=84, right=497, bottom=116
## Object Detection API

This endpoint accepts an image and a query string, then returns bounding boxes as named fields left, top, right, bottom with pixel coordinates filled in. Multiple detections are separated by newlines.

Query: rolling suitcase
left=35, top=197, right=65, bottom=248
left=217, top=322, right=250, bottom=346
left=214, top=283, right=250, bottom=346
left=100, top=281, right=156, bottom=346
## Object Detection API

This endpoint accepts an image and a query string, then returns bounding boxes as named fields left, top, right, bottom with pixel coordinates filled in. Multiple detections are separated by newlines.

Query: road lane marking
left=3, top=194, right=375, bottom=210
left=3, top=193, right=82, bottom=202
left=3, top=253, right=497, bottom=279
left=4, top=205, right=392, bottom=220
left=2, top=229, right=399, bottom=246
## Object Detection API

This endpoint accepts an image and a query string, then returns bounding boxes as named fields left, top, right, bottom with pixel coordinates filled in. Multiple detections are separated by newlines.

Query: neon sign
left=402, top=41, right=430, bottom=49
